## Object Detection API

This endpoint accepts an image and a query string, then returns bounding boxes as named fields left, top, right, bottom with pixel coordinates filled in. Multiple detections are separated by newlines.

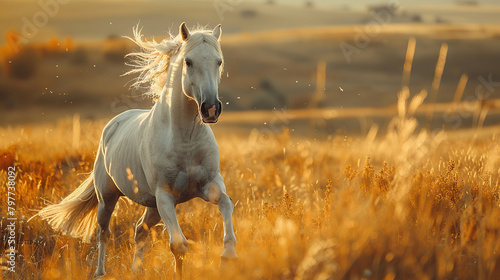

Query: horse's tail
left=38, top=173, right=98, bottom=242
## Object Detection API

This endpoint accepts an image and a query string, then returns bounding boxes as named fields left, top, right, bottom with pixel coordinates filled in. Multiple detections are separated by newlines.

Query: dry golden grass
left=1, top=92, right=500, bottom=279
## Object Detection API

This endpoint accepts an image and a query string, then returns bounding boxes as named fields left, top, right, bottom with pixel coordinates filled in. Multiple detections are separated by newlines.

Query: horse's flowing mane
left=124, top=25, right=223, bottom=99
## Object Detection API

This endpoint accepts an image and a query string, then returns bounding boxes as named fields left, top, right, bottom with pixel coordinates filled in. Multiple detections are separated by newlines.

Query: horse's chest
left=160, top=148, right=213, bottom=197
left=165, top=164, right=208, bottom=200
left=153, top=138, right=218, bottom=201
left=177, top=163, right=209, bottom=184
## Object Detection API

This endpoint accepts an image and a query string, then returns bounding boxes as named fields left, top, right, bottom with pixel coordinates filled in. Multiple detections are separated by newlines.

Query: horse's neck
left=151, top=54, right=200, bottom=138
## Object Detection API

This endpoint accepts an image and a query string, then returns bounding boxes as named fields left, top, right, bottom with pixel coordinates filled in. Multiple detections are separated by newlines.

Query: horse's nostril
left=200, top=102, right=208, bottom=117
left=217, top=101, right=222, bottom=117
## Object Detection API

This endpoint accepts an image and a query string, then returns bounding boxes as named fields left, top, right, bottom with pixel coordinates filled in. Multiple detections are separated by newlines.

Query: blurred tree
left=2, top=31, right=39, bottom=80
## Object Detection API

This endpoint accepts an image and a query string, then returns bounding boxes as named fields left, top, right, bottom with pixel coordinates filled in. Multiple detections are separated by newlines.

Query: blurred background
left=1, top=0, right=500, bottom=135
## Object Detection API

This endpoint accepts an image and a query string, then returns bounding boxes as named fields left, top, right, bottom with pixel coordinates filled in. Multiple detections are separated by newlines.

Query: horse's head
left=178, top=23, right=223, bottom=124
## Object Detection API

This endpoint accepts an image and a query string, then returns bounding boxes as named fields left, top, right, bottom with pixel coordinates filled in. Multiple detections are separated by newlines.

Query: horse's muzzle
left=200, top=101, right=222, bottom=123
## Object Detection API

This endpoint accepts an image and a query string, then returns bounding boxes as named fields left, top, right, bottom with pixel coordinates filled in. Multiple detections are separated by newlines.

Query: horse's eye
left=217, top=60, right=222, bottom=67
left=185, top=58, right=192, bottom=67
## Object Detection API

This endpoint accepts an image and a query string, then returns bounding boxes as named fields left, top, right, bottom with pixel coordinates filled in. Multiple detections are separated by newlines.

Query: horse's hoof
left=220, top=255, right=238, bottom=268
left=221, top=256, right=238, bottom=261
left=94, top=270, right=105, bottom=279
left=221, top=246, right=238, bottom=259
left=132, top=258, right=144, bottom=274
left=132, top=266, right=144, bottom=275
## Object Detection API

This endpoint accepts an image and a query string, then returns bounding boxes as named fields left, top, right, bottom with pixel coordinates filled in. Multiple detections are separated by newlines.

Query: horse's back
left=103, top=108, right=147, bottom=138
left=96, top=109, right=157, bottom=206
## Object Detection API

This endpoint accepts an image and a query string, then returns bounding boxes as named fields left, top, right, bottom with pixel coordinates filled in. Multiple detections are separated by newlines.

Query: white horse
left=38, top=22, right=237, bottom=278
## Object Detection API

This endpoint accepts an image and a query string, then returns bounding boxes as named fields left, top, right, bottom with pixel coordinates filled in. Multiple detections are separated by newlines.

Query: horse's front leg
left=204, top=174, right=238, bottom=260
left=155, top=188, right=187, bottom=280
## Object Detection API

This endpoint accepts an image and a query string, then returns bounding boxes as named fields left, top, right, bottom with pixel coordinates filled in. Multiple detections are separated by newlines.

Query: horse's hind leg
left=94, top=160, right=121, bottom=278
left=132, top=207, right=161, bottom=272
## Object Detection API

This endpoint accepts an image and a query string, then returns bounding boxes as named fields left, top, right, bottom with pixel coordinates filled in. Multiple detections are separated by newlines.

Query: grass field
left=1, top=89, right=500, bottom=279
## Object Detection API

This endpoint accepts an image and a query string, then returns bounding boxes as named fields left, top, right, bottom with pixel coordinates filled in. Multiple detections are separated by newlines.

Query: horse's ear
left=212, top=24, right=222, bottom=41
left=180, top=22, right=190, bottom=41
